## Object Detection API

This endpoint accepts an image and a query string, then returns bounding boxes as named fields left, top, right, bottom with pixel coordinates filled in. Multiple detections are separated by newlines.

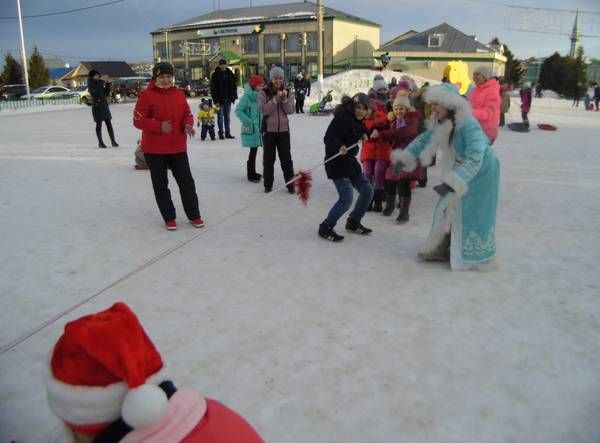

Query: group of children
left=318, top=75, right=429, bottom=241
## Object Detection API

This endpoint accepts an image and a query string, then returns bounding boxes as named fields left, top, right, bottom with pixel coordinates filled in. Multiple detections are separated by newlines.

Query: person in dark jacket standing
left=258, top=65, right=296, bottom=193
left=319, top=93, right=374, bottom=242
left=293, top=73, right=310, bottom=113
left=87, top=70, right=118, bottom=148
left=210, top=59, right=238, bottom=139
left=133, top=62, right=204, bottom=231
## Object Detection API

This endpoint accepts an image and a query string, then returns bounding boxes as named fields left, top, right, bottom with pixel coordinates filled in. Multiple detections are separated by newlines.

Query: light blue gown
left=404, top=116, right=500, bottom=270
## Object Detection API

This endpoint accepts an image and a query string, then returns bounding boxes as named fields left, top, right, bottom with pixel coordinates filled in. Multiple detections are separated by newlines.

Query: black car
left=0, top=84, right=27, bottom=100
left=177, top=80, right=210, bottom=98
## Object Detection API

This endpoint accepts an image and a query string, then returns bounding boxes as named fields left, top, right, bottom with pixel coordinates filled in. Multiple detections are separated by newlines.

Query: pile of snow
left=306, top=69, right=435, bottom=110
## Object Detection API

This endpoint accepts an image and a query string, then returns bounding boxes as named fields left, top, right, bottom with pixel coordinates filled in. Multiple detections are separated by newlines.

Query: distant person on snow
left=469, top=66, right=500, bottom=144
left=235, top=75, right=265, bottom=183
left=520, top=82, right=533, bottom=129
left=293, top=72, right=310, bottom=113
left=87, top=70, right=118, bottom=148
left=133, top=62, right=204, bottom=231
left=210, top=58, right=238, bottom=139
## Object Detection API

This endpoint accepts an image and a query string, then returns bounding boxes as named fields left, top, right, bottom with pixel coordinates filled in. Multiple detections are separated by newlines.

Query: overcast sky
left=1, top=0, right=599, bottom=67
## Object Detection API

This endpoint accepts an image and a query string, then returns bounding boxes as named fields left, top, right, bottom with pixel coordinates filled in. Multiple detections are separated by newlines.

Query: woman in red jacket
left=468, top=66, right=500, bottom=143
left=134, top=63, right=204, bottom=231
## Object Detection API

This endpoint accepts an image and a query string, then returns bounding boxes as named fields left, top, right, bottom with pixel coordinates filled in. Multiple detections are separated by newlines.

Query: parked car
left=176, top=80, right=210, bottom=98
left=20, top=85, right=72, bottom=100
left=71, top=85, right=92, bottom=105
left=111, top=77, right=150, bottom=97
left=0, top=84, right=27, bottom=100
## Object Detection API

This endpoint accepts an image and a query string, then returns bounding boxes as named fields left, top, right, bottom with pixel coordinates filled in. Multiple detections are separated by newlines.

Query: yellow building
left=376, top=23, right=507, bottom=81
left=151, top=1, right=380, bottom=82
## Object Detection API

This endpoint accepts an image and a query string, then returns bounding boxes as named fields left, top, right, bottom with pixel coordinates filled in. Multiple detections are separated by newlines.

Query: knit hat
left=473, top=65, right=494, bottom=80
left=45, top=302, right=167, bottom=435
left=269, top=65, right=285, bottom=80
left=248, top=75, right=265, bottom=89
left=88, top=70, right=100, bottom=78
left=372, top=74, right=388, bottom=92
left=152, top=62, right=174, bottom=79
left=218, top=58, right=228, bottom=65
left=393, top=93, right=411, bottom=109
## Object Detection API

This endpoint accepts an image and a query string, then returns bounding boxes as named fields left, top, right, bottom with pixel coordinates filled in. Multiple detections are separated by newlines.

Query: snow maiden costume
left=391, top=83, right=500, bottom=271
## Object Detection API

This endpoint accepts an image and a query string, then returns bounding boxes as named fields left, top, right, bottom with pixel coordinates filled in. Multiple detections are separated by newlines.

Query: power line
left=1, top=48, right=152, bottom=62
left=0, top=0, right=124, bottom=19
left=463, top=0, right=600, bottom=15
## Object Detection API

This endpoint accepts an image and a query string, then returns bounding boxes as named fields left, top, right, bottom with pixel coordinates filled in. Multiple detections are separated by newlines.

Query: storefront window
left=307, top=32, right=318, bottom=52
left=286, top=33, right=302, bottom=52
left=243, top=35, right=258, bottom=54
left=156, top=42, right=167, bottom=59
left=264, top=34, right=281, bottom=53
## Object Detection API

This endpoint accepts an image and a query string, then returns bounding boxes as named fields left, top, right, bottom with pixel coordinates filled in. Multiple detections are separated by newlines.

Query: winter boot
left=396, top=197, right=411, bottom=224
left=287, top=184, right=295, bottom=194
left=372, top=189, right=384, bottom=213
left=319, top=222, right=344, bottom=242
left=418, top=234, right=450, bottom=262
left=247, top=161, right=260, bottom=183
left=96, top=128, right=106, bottom=148
left=382, top=183, right=396, bottom=216
left=345, top=217, right=372, bottom=235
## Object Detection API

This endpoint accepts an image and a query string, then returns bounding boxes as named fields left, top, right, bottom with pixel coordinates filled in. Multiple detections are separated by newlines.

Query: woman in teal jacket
left=391, top=83, right=500, bottom=271
left=235, top=76, right=264, bottom=183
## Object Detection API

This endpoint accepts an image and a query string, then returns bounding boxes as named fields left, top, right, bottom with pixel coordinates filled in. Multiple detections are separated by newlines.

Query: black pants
left=385, top=180, right=412, bottom=198
left=144, top=152, right=200, bottom=222
left=295, top=95, right=305, bottom=113
left=521, top=111, right=529, bottom=128
left=248, top=147, right=258, bottom=163
left=201, top=124, right=215, bottom=140
left=499, top=113, right=505, bottom=127
left=95, top=119, right=115, bottom=143
left=263, top=132, right=294, bottom=189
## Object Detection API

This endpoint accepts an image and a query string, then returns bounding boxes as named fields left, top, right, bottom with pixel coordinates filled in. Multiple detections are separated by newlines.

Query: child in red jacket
left=45, top=302, right=265, bottom=443
left=133, top=62, right=204, bottom=231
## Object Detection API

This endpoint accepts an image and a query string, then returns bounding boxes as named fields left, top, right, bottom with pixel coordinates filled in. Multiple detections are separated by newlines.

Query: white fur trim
left=45, top=357, right=168, bottom=425
left=390, top=149, right=416, bottom=172
left=441, top=171, right=468, bottom=197
left=418, top=193, right=460, bottom=256
left=418, top=119, right=453, bottom=167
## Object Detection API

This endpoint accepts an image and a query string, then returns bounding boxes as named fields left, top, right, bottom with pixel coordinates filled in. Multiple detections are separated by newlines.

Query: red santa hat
left=45, top=302, right=168, bottom=435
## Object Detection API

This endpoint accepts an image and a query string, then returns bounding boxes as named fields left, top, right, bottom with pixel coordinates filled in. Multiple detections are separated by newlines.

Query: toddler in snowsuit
left=197, top=99, right=219, bottom=141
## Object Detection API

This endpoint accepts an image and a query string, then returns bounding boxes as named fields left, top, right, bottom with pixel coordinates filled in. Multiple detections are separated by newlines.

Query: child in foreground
left=45, top=302, right=264, bottom=442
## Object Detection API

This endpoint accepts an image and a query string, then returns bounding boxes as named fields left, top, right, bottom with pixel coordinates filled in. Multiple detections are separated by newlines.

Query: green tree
left=489, top=37, right=524, bottom=84
left=2, top=52, right=24, bottom=84
left=538, top=52, right=568, bottom=93
left=564, top=46, right=588, bottom=98
left=28, top=46, right=50, bottom=88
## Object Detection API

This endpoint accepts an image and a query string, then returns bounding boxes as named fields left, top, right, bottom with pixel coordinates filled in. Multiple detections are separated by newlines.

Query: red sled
left=537, top=123, right=557, bottom=131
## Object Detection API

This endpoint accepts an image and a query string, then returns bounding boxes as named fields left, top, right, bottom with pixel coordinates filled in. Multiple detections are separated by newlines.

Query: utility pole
left=16, top=0, right=30, bottom=96
left=316, top=0, right=324, bottom=84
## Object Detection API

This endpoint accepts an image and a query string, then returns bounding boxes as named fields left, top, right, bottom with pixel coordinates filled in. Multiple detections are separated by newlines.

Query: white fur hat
left=424, top=83, right=472, bottom=124
left=393, top=93, right=411, bottom=109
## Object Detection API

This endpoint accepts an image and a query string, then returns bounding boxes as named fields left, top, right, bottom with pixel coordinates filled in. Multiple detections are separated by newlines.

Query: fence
left=0, top=95, right=82, bottom=112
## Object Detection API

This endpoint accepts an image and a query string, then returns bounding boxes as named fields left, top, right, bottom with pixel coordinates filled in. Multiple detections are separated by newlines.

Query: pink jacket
left=469, top=78, right=500, bottom=141
left=122, top=388, right=264, bottom=443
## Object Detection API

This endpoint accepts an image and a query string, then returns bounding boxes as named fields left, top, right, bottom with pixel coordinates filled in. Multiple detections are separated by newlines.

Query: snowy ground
left=0, top=93, right=599, bottom=443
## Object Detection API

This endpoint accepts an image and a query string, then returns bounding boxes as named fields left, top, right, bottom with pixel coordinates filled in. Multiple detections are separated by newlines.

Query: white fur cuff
left=390, top=149, right=417, bottom=172
left=441, top=171, right=468, bottom=197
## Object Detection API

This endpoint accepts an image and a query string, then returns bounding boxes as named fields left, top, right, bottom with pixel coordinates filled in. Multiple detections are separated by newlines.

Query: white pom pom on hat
left=122, top=384, right=169, bottom=429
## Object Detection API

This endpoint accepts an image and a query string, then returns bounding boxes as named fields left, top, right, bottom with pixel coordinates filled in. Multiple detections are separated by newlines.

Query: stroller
left=309, top=90, right=334, bottom=115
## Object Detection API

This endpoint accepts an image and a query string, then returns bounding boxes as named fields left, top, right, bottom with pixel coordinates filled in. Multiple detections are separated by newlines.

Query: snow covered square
left=1, top=89, right=600, bottom=442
